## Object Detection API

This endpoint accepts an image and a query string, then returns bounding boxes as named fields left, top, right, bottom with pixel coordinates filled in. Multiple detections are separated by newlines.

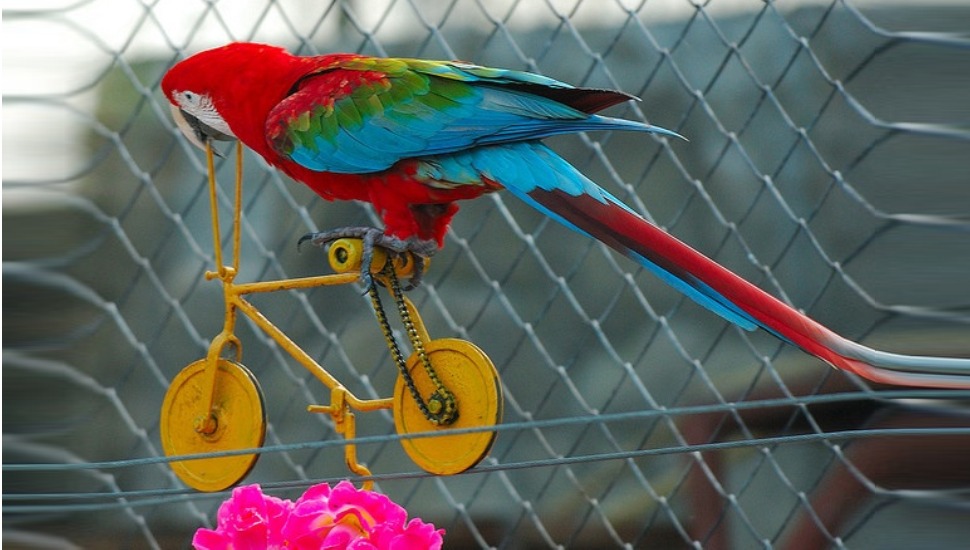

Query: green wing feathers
left=267, top=56, right=663, bottom=174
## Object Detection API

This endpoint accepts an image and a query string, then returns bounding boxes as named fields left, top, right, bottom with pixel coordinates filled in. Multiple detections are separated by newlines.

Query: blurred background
left=4, top=0, right=970, bottom=548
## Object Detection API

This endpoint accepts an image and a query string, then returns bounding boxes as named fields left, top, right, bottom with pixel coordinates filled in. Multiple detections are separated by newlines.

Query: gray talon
left=299, top=226, right=436, bottom=289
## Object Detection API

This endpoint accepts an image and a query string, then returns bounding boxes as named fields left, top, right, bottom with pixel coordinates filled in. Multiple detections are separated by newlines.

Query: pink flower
left=193, top=484, right=293, bottom=550
left=193, top=482, right=443, bottom=550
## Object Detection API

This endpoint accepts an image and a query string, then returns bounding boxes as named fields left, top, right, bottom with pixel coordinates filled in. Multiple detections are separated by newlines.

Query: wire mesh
left=4, top=0, right=970, bottom=548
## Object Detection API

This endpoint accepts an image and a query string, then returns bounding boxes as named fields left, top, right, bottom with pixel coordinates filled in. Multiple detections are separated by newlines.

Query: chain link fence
left=5, top=0, right=970, bottom=548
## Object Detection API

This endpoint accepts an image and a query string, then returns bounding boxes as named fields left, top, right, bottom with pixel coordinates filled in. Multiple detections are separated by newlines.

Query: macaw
left=162, top=42, right=970, bottom=388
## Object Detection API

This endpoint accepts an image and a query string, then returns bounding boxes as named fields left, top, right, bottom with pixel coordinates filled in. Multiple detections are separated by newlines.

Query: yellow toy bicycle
left=159, top=143, right=503, bottom=491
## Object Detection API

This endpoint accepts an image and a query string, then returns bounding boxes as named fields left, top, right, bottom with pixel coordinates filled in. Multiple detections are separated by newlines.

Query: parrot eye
left=177, top=91, right=202, bottom=108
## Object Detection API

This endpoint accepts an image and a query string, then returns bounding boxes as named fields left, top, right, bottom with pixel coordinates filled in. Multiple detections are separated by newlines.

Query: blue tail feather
left=423, top=142, right=763, bottom=331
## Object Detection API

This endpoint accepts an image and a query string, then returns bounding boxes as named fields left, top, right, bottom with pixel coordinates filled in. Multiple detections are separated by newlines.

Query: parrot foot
left=298, top=227, right=436, bottom=290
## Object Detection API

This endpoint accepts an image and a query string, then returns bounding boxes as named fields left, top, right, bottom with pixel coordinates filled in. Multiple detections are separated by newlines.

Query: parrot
left=162, top=42, right=970, bottom=389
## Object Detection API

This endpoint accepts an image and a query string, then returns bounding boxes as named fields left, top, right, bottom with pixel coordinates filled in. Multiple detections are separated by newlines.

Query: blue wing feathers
left=270, top=61, right=682, bottom=174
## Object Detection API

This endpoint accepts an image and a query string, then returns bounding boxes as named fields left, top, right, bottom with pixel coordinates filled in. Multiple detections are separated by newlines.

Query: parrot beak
left=170, top=104, right=234, bottom=155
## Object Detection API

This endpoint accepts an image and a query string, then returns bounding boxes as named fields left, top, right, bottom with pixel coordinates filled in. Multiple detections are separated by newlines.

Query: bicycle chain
left=369, top=261, right=458, bottom=426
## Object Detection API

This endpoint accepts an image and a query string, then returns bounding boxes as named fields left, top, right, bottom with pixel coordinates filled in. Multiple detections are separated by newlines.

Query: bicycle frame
left=161, top=141, right=501, bottom=492
left=196, top=142, right=425, bottom=481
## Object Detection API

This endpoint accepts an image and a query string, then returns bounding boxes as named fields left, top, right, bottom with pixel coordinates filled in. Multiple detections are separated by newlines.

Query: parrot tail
left=489, top=142, right=970, bottom=389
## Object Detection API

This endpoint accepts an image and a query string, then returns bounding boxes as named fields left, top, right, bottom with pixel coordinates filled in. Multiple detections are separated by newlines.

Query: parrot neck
left=209, top=47, right=318, bottom=160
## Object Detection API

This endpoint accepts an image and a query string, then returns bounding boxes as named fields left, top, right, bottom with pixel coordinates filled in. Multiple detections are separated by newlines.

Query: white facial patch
left=173, top=90, right=234, bottom=138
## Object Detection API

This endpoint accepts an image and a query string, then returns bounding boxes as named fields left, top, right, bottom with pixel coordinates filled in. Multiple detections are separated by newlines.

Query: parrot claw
left=298, top=227, right=436, bottom=290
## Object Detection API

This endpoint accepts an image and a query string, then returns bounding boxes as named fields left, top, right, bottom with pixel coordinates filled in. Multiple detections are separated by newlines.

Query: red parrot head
left=161, top=42, right=301, bottom=152
left=162, top=48, right=240, bottom=151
